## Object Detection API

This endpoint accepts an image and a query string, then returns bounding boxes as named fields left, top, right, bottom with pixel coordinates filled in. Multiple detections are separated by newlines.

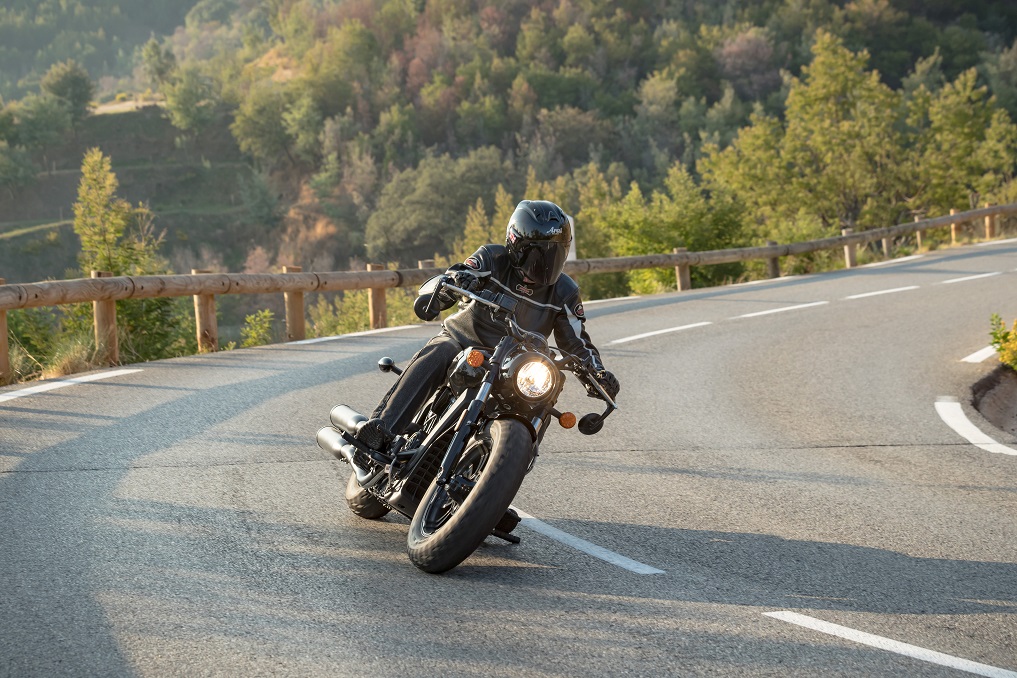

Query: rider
left=355, top=199, right=620, bottom=451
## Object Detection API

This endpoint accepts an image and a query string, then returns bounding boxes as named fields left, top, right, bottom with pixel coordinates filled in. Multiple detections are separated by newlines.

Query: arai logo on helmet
left=547, top=226, right=563, bottom=235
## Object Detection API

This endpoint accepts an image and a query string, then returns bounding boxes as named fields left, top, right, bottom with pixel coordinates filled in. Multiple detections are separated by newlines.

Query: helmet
left=505, top=200, right=572, bottom=285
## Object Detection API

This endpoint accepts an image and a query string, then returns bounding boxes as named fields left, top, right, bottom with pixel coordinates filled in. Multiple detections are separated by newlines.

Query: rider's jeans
left=371, top=332, right=463, bottom=434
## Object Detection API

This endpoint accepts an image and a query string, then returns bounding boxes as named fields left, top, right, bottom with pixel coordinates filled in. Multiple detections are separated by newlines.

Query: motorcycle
left=316, top=276, right=617, bottom=573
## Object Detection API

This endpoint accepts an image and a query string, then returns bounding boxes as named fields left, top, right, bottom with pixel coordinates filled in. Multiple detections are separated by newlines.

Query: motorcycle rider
left=354, top=199, right=620, bottom=452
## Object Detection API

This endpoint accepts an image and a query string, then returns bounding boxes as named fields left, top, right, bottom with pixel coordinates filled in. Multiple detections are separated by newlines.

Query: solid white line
left=935, top=397, right=1017, bottom=456
left=844, top=286, right=919, bottom=300
left=609, top=321, right=712, bottom=345
left=976, top=237, right=1017, bottom=247
left=0, top=368, right=143, bottom=404
left=765, top=612, right=1017, bottom=677
left=733, top=275, right=800, bottom=287
left=735, top=301, right=829, bottom=319
left=940, top=272, right=1002, bottom=284
left=585, top=295, right=641, bottom=305
left=290, top=325, right=423, bottom=345
left=860, top=254, right=925, bottom=267
left=511, top=507, right=665, bottom=575
left=962, top=346, right=997, bottom=363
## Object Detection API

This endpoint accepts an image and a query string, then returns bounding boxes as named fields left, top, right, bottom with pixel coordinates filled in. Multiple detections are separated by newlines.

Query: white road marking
left=940, top=272, right=1002, bottom=284
left=962, top=346, right=997, bottom=363
left=511, top=507, right=665, bottom=575
left=844, top=286, right=919, bottom=300
left=0, top=369, right=143, bottom=404
left=735, top=301, right=829, bottom=319
left=585, top=295, right=641, bottom=305
left=733, top=275, right=801, bottom=286
left=765, top=611, right=1017, bottom=678
left=860, top=254, right=925, bottom=267
left=290, top=325, right=423, bottom=345
left=935, top=397, right=1017, bottom=456
left=609, top=321, right=712, bottom=345
left=976, top=237, right=1017, bottom=246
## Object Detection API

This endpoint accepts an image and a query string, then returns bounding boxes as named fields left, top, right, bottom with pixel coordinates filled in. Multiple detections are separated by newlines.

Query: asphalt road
left=1, top=241, right=1015, bottom=677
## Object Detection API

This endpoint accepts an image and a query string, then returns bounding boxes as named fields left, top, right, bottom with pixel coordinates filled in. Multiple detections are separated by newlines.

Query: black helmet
left=506, top=200, right=572, bottom=285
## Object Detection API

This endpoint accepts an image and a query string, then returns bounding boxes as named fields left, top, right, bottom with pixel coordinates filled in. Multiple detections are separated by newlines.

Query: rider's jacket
left=441, top=245, right=605, bottom=371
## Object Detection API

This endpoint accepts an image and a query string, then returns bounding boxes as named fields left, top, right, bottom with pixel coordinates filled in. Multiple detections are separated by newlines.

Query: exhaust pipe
left=316, top=426, right=384, bottom=488
left=331, top=404, right=368, bottom=436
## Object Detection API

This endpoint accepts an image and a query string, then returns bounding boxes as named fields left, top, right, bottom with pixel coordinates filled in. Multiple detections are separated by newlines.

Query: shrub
left=241, top=309, right=276, bottom=348
left=990, top=314, right=1017, bottom=371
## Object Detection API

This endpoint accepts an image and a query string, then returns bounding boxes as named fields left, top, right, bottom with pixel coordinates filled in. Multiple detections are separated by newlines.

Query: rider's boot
left=355, top=417, right=395, bottom=452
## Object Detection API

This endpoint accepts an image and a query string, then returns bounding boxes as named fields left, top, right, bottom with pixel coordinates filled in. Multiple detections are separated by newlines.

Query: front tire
left=345, top=472, right=390, bottom=520
left=407, top=419, right=533, bottom=573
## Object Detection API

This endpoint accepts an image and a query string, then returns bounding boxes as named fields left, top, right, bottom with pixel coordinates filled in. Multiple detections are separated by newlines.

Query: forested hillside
left=3, top=0, right=1017, bottom=281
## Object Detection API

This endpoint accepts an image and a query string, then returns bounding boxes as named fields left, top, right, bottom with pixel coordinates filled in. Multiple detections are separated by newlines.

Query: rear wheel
left=407, top=418, right=533, bottom=573
left=345, top=472, right=390, bottom=520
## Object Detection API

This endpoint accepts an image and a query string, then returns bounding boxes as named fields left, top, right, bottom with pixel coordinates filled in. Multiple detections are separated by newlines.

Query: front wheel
left=407, top=419, right=533, bottom=573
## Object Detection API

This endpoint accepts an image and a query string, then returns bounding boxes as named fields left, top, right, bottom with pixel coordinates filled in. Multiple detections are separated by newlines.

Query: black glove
left=437, top=271, right=479, bottom=306
left=586, top=370, right=619, bottom=400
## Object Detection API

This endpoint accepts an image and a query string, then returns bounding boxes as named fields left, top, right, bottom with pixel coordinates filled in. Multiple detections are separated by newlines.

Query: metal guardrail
left=1, top=202, right=1014, bottom=379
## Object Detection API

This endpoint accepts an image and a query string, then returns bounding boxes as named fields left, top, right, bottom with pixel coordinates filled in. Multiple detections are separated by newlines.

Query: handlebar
left=434, top=277, right=617, bottom=415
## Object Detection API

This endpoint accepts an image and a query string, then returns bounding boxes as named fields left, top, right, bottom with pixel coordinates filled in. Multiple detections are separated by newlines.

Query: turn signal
left=558, top=412, right=577, bottom=429
left=467, top=350, right=485, bottom=367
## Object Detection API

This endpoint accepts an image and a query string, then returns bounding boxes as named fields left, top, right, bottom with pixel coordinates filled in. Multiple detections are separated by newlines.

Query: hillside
left=0, top=106, right=265, bottom=284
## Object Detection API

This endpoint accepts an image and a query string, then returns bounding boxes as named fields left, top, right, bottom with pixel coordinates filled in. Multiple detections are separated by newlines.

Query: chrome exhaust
left=316, top=426, right=384, bottom=488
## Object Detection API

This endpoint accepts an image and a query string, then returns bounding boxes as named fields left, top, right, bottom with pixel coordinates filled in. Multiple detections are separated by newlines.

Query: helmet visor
left=517, top=241, right=568, bottom=285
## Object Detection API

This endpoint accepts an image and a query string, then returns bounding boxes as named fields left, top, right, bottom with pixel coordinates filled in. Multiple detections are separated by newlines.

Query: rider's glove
left=437, top=271, right=479, bottom=306
left=595, top=370, right=620, bottom=401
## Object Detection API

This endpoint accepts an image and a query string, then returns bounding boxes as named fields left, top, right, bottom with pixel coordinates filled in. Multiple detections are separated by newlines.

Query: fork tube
left=435, top=338, right=512, bottom=485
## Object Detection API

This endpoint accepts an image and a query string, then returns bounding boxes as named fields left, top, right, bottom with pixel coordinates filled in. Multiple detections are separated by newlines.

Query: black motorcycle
left=316, top=276, right=617, bottom=573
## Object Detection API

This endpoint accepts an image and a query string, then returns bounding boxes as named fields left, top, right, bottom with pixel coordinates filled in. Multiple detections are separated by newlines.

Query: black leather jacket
left=440, top=245, right=605, bottom=371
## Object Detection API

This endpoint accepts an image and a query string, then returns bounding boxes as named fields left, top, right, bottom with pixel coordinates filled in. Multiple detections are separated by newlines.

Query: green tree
left=911, top=68, right=1017, bottom=212
left=701, top=31, right=910, bottom=234
left=163, top=65, right=219, bottom=138
left=140, top=38, right=178, bottom=90
left=230, top=81, right=294, bottom=164
left=6, top=93, right=71, bottom=150
left=40, top=60, right=94, bottom=127
left=0, top=141, right=35, bottom=198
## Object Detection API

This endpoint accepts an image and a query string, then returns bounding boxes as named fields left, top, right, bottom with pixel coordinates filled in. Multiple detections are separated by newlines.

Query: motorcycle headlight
left=515, top=360, right=554, bottom=399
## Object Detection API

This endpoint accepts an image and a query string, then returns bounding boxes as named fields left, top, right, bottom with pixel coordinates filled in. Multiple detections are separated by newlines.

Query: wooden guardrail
left=1, top=202, right=1014, bottom=380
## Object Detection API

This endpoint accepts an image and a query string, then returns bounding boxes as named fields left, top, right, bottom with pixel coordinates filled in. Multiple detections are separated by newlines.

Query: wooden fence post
left=985, top=203, right=996, bottom=240
left=191, top=269, right=218, bottom=352
left=0, top=278, right=9, bottom=383
left=673, top=247, right=692, bottom=291
left=92, top=271, right=118, bottom=366
left=282, top=265, right=305, bottom=342
left=914, top=216, right=922, bottom=250
left=367, top=263, right=387, bottom=329
left=418, top=259, right=436, bottom=270
left=765, top=241, right=780, bottom=279
left=842, top=228, right=857, bottom=268
left=882, top=237, right=891, bottom=258
left=950, top=208, right=958, bottom=245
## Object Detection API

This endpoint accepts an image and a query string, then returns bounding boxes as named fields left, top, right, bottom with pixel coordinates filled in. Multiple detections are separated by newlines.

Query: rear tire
left=345, top=472, right=390, bottom=520
left=407, top=419, right=533, bottom=573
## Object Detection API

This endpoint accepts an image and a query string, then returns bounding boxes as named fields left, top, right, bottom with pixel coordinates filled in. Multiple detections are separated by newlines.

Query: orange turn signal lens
left=558, top=412, right=577, bottom=429
left=467, top=350, right=485, bottom=368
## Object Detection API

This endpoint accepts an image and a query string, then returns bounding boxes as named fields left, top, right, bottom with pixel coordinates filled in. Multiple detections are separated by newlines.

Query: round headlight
left=516, top=360, right=554, bottom=399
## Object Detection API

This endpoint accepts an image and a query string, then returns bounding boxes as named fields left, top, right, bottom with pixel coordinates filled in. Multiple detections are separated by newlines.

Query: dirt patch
left=972, top=364, right=1017, bottom=436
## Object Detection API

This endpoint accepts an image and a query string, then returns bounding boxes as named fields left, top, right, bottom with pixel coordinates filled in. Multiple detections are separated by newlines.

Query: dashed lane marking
left=940, top=272, right=1003, bottom=284
left=0, top=369, right=143, bottom=404
left=512, top=506, right=665, bottom=575
left=976, top=237, right=1017, bottom=246
left=844, top=286, right=920, bottom=300
left=860, top=254, right=925, bottom=267
left=765, top=611, right=1017, bottom=678
left=290, top=325, right=423, bottom=345
left=935, top=397, right=1017, bottom=456
left=609, top=322, right=712, bottom=345
left=961, top=346, right=997, bottom=363
left=734, top=301, right=829, bottom=319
